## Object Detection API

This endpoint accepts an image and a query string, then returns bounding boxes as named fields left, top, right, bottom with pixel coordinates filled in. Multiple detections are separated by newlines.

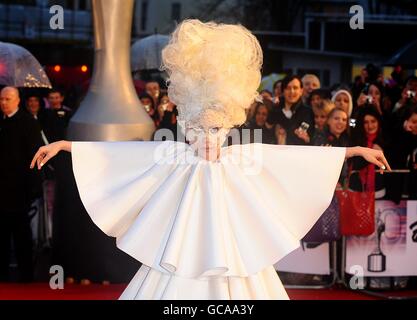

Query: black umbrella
left=385, top=39, right=417, bottom=69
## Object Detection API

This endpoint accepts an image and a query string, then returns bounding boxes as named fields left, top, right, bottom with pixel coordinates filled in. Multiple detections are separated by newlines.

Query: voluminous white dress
left=70, top=140, right=346, bottom=300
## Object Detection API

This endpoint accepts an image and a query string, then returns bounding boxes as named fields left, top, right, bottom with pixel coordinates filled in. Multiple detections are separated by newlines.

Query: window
left=141, top=1, right=148, bottom=31
left=78, top=0, right=87, bottom=10
left=171, top=2, right=181, bottom=22
left=0, top=0, right=36, bottom=5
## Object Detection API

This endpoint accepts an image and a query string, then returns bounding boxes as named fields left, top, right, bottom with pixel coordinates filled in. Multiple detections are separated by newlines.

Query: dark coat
left=0, top=108, right=44, bottom=212
left=320, top=127, right=350, bottom=185
left=243, top=121, right=277, bottom=145
left=50, top=106, right=72, bottom=141
left=31, top=108, right=61, bottom=143
left=348, top=133, right=386, bottom=192
left=266, top=98, right=314, bottom=145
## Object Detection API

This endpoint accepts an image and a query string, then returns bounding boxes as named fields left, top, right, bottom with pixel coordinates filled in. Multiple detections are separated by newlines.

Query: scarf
left=359, top=132, right=377, bottom=191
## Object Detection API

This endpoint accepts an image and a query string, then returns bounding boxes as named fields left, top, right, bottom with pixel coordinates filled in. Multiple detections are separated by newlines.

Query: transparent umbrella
left=0, top=41, right=51, bottom=88
left=131, top=34, right=169, bottom=72
left=259, top=73, right=286, bottom=92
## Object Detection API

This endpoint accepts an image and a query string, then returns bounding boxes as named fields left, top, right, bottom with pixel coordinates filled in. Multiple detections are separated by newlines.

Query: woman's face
left=368, top=84, right=381, bottom=105
left=303, top=78, right=320, bottom=97
left=255, top=105, right=268, bottom=127
left=407, top=113, right=417, bottom=135
left=186, top=126, right=229, bottom=161
left=273, top=82, right=282, bottom=98
left=310, top=94, right=322, bottom=109
left=363, top=114, right=379, bottom=135
left=314, top=111, right=327, bottom=130
left=334, top=93, right=350, bottom=115
left=185, top=110, right=230, bottom=161
left=283, top=79, right=302, bottom=104
left=145, top=81, right=160, bottom=99
left=328, top=110, right=348, bottom=137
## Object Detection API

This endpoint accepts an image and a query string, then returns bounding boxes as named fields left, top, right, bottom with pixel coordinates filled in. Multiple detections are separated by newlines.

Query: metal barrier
left=278, top=169, right=416, bottom=291
left=281, top=241, right=339, bottom=289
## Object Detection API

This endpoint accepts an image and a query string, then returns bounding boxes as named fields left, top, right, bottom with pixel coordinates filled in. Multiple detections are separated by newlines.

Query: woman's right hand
left=30, top=140, right=66, bottom=170
left=357, top=93, right=368, bottom=107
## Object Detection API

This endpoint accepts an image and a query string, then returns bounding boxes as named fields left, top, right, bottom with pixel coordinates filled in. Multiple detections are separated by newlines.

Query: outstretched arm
left=345, top=146, right=391, bottom=173
left=30, top=140, right=72, bottom=170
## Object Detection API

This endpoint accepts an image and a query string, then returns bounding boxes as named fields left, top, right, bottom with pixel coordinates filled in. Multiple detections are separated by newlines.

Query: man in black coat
left=266, top=75, right=315, bottom=145
left=26, top=94, right=60, bottom=144
left=0, top=86, right=43, bottom=282
left=47, top=89, right=72, bottom=141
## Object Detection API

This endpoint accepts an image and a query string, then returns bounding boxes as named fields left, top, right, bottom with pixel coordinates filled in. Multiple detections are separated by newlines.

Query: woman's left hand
left=347, top=146, right=392, bottom=174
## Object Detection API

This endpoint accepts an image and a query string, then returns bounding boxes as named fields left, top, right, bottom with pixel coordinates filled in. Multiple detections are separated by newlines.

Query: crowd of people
left=0, top=86, right=76, bottom=282
left=243, top=68, right=416, bottom=202
left=0, top=62, right=416, bottom=284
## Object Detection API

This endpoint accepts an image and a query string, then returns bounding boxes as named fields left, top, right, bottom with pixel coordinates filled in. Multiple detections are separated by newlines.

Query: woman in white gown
left=30, top=20, right=391, bottom=300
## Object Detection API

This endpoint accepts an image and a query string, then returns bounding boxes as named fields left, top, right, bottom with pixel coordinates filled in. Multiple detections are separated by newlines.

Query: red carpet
left=2, top=283, right=415, bottom=300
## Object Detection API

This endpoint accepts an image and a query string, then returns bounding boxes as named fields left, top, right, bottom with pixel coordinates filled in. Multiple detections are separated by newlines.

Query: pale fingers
left=36, top=154, right=44, bottom=170
left=30, top=149, right=44, bottom=169
left=380, top=153, right=392, bottom=172
left=374, top=158, right=385, bottom=170
left=40, top=154, right=53, bottom=168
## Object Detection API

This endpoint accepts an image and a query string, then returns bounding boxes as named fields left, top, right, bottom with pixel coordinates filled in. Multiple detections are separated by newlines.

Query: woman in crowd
left=139, top=92, right=159, bottom=126
left=272, top=79, right=282, bottom=104
left=356, top=82, right=384, bottom=116
left=244, top=101, right=276, bottom=144
left=307, top=88, right=331, bottom=109
left=349, top=106, right=386, bottom=198
left=321, top=107, right=350, bottom=185
left=386, top=105, right=417, bottom=201
left=332, top=89, right=353, bottom=118
left=311, top=99, right=335, bottom=146
left=302, top=74, right=321, bottom=105
left=155, top=93, right=179, bottom=141
left=324, top=107, right=350, bottom=147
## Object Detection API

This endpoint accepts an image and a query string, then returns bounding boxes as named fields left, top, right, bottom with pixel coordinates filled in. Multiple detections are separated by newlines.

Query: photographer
left=155, top=93, right=178, bottom=141
left=392, top=76, right=417, bottom=114
left=391, top=76, right=417, bottom=133
left=356, top=82, right=383, bottom=116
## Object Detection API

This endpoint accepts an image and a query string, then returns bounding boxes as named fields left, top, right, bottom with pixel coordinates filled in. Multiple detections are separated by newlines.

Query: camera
left=143, top=104, right=151, bottom=112
left=298, top=122, right=310, bottom=132
left=349, top=118, right=357, bottom=128
left=366, top=95, right=373, bottom=104
left=406, top=90, right=416, bottom=99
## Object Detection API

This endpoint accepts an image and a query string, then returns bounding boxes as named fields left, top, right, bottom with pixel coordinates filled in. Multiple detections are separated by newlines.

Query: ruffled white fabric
left=119, top=264, right=288, bottom=300
left=71, top=141, right=346, bottom=299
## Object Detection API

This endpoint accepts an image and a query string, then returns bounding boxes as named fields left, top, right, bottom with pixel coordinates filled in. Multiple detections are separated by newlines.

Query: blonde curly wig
left=161, top=19, right=263, bottom=131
